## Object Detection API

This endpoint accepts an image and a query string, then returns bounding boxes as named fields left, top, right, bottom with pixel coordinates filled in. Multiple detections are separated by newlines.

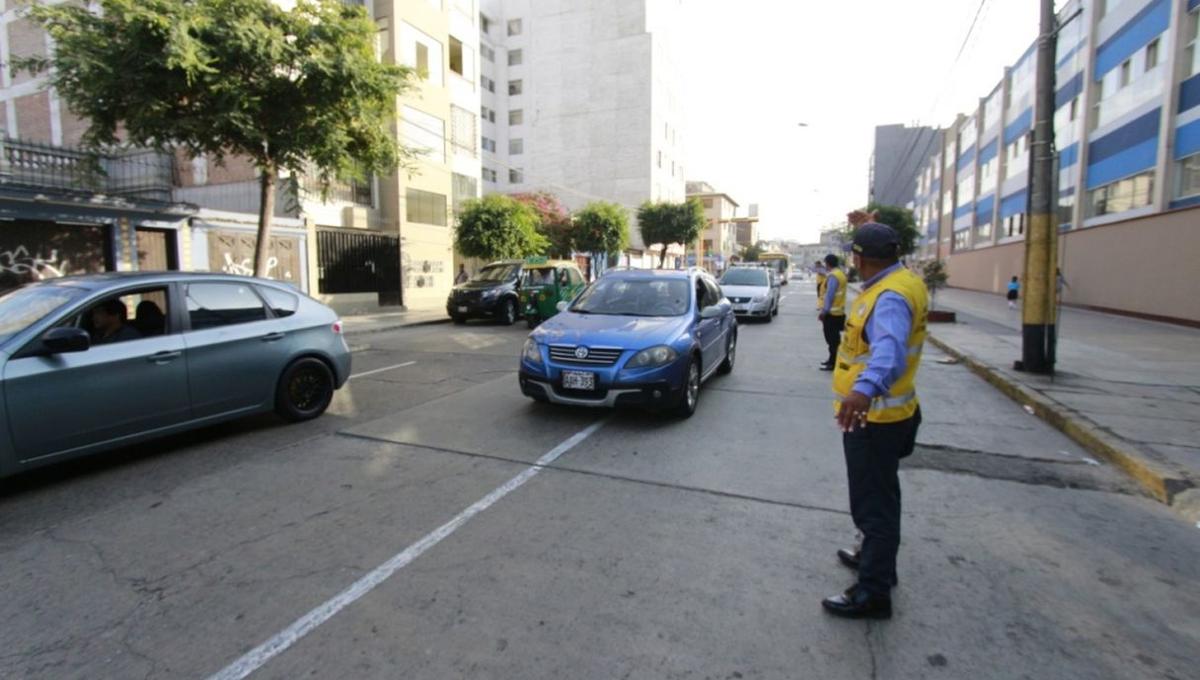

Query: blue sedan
left=0, top=272, right=352, bottom=478
left=518, top=268, right=736, bottom=417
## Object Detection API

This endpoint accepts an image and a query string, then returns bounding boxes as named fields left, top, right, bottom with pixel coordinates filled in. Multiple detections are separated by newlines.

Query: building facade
left=477, top=0, right=686, bottom=268
left=869, top=123, right=940, bottom=208
left=0, top=0, right=481, bottom=314
left=911, top=0, right=1200, bottom=324
left=686, top=186, right=740, bottom=273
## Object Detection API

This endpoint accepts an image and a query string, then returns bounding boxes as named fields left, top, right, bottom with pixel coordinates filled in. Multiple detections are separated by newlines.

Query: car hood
left=454, top=280, right=510, bottom=292
left=720, top=284, right=770, bottom=298
left=533, top=312, right=689, bottom=348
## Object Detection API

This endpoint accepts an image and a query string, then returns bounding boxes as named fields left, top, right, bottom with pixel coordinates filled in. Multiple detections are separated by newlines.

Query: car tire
left=718, top=332, right=736, bottom=375
left=673, top=356, right=701, bottom=418
left=498, top=299, right=517, bottom=326
left=275, top=357, right=335, bottom=422
left=764, top=309, right=774, bottom=323
left=451, top=314, right=467, bottom=325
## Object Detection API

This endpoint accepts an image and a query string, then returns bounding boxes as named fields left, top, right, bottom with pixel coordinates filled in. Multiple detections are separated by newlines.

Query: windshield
left=520, top=268, right=557, bottom=287
left=0, top=284, right=87, bottom=344
left=720, top=268, right=769, bottom=286
left=475, top=264, right=520, bottom=282
left=570, top=277, right=690, bottom=317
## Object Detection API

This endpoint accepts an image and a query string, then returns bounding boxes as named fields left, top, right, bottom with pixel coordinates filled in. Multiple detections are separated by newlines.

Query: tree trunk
left=254, top=167, right=277, bottom=278
left=658, top=244, right=668, bottom=269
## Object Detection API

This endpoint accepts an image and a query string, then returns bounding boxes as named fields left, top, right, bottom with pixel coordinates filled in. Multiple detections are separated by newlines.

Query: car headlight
left=482, top=288, right=500, bottom=298
left=523, top=338, right=542, bottom=364
left=752, top=295, right=768, bottom=303
left=626, top=345, right=678, bottom=369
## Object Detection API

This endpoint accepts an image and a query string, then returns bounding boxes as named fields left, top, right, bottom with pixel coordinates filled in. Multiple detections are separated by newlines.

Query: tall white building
left=478, top=0, right=686, bottom=267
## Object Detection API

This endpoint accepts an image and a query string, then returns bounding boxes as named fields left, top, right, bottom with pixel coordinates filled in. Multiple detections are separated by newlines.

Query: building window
left=1003, top=213, right=1026, bottom=238
left=656, top=150, right=662, bottom=168
left=401, top=105, right=446, bottom=163
left=406, top=188, right=448, bottom=226
left=952, top=230, right=970, bottom=252
left=481, top=75, right=495, bottom=92
left=507, top=18, right=522, bottom=36
left=1087, top=171, right=1154, bottom=217
left=1069, top=97, right=1078, bottom=122
left=480, top=13, right=491, bottom=34
left=1145, top=38, right=1160, bottom=72
left=508, top=48, right=523, bottom=66
left=1186, top=11, right=1200, bottom=78
left=481, top=136, right=496, bottom=153
left=403, top=23, right=443, bottom=85
left=481, top=44, right=494, bottom=62
left=452, top=172, right=479, bottom=214
left=702, top=198, right=713, bottom=208
left=509, top=138, right=523, bottom=154
left=509, top=168, right=524, bottom=184
left=449, top=37, right=465, bottom=76
left=451, top=105, right=477, bottom=156
left=508, top=79, right=523, bottom=95
left=482, top=167, right=498, bottom=182
left=416, top=43, right=430, bottom=79
left=1176, top=152, right=1200, bottom=199
left=975, top=221, right=992, bottom=244
left=509, top=109, right=523, bottom=125
left=1119, top=59, right=1132, bottom=88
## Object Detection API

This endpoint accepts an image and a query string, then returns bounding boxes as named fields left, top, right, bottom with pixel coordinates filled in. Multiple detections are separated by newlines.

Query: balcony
left=0, top=137, right=175, bottom=204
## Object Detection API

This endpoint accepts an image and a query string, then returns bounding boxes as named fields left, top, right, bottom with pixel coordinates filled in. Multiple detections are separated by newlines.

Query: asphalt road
left=2, top=282, right=1197, bottom=680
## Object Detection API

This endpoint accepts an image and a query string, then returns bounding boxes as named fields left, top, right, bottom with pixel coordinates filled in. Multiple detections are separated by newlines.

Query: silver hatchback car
left=0, top=272, right=352, bottom=478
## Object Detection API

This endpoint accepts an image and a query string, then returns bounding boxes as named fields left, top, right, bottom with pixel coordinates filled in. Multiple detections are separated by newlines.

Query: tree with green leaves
left=843, top=203, right=921, bottom=257
left=454, top=194, right=548, bottom=262
left=18, top=0, right=414, bottom=277
left=573, top=201, right=630, bottom=265
left=922, top=259, right=949, bottom=309
left=637, top=199, right=706, bottom=268
left=513, top=192, right=575, bottom=258
left=741, top=243, right=765, bottom=262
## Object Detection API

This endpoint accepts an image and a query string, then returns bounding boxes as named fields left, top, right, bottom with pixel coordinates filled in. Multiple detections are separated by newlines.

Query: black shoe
left=818, top=362, right=834, bottom=371
left=837, top=548, right=860, bottom=570
left=822, top=586, right=892, bottom=620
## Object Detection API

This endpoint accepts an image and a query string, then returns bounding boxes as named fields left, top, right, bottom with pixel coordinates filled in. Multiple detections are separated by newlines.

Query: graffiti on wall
left=0, top=221, right=110, bottom=292
left=208, top=231, right=299, bottom=282
left=402, top=254, right=445, bottom=289
left=0, top=246, right=68, bottom=280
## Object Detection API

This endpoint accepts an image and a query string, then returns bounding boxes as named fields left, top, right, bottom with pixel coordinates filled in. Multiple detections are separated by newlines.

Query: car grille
left=729, top=297, right=751, bottom=304
left=549, top=345, right=623, bottom=366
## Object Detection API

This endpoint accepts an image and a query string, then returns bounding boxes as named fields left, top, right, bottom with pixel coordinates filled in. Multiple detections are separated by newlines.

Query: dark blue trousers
left=843, top=407, right=921, bottom=595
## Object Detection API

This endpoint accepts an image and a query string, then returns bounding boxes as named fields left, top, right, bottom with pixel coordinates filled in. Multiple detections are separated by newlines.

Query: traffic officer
left=817, top=254, right=847, bottom=371
left=814, top=260, right=827, bottom=304
left=822, top=222, right=929, bottom=620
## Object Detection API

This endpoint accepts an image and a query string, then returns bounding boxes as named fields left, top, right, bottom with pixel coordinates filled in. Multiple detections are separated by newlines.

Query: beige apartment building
left=0, top=0, right=480, bottom=314
left=686, top=181, right=740, bottom=273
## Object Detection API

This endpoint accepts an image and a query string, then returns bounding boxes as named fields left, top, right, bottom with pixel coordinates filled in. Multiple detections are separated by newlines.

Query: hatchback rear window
left=186, top=283, right=268, bottom=330
left=258, top=285, right=299, bottom=318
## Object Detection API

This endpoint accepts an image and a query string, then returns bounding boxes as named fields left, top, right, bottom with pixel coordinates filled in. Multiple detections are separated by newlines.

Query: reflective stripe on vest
left=831, top=267, right=929, bottom=424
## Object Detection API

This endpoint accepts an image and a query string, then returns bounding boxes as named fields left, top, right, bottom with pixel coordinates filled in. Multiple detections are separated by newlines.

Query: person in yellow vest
left=814, top=260, right=827, bottom=309
left=822, top=222, right=929, bottom=620
left=817, top=254, right=847, bottom=371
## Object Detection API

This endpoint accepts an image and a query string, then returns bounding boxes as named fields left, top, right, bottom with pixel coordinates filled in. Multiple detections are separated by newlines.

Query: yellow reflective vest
left=832, top=267, right=929, bottom=423
left=815, top=272, right=827, bottom=311
left=825, top=268, right=848, bottom=316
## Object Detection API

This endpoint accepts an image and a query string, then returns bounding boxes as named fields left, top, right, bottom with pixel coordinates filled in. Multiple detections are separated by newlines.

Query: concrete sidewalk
left=340, top=307, right=449, bottom=336
left=927, top=287, right=1200, bottom=521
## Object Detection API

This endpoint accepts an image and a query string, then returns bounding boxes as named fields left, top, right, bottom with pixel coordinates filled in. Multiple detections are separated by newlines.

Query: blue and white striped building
left=911, top=0, right=1200, bottom=325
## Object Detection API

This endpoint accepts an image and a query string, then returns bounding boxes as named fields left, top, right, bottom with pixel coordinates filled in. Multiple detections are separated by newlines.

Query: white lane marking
left=206, top=419, right=608, bottom=680
left=349, top=361, right=417, bottom=380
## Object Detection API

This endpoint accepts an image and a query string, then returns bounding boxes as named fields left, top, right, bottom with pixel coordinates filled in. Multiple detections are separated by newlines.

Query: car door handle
left=147, top=350, right=182, bottom=364
left=260, top=332, right=287, bottom=342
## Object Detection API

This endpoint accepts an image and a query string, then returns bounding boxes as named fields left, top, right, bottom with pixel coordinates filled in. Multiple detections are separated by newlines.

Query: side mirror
left=42, top=327, right=91, bottom=354
left=556, top=301, right=569, bottom=313
left=699, top=305, right=723, bottom=320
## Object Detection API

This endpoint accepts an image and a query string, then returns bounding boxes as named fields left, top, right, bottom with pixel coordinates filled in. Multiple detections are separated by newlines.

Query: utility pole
left=1017, top=0, right=1059, bottom=374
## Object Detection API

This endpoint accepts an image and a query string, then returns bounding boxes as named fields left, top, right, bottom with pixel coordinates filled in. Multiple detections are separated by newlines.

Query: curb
left=343, top=317, right=451, bottom=337
left=927, top=334, right=1195, bottom=514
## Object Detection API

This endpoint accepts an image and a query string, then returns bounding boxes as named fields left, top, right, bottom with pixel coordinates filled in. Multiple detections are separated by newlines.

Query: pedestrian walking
left=823, top=221, right=929, bottom=620
left=455, top=264, right=470, bottom=285
left=1007, top=276, right=1020, bottom=309
left=818, top=253, right=847, bottom=371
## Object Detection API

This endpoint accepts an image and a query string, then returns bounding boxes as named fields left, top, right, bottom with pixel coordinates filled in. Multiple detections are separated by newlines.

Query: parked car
left=719, top=266, right=779, bottom=321
left=0, top=272, right=351, bottom=478
left=447, top=260, right=524, bottom=325
left=518, top=268, right=736, bottom=417
left=519, top=258, right=587, bottom=328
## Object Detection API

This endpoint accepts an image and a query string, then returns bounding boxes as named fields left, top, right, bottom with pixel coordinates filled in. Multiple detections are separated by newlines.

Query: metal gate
left=316, top=229, right=401, bottom=306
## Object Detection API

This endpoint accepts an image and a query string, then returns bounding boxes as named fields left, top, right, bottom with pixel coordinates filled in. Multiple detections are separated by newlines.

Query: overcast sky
left=676, top=0, right=1043, bottom=243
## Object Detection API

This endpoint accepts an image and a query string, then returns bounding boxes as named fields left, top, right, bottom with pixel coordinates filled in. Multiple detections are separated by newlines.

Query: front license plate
left=562, top=370, right=595, bottom=391
left=457, top=306, right=468, bottom=313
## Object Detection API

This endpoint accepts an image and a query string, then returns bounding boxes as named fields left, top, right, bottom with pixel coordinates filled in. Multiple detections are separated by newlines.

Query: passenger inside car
left=134, top=301, right=166, bottom=337
left=91, top=299, right=142, bottom=345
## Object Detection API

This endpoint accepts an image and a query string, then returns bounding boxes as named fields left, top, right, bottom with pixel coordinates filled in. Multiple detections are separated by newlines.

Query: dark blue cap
left=851, top=222, right=900, bottom=258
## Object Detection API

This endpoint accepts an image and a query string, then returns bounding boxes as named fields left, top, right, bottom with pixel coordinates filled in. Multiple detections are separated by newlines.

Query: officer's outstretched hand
left=837, top=391, right=871, bottom=432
